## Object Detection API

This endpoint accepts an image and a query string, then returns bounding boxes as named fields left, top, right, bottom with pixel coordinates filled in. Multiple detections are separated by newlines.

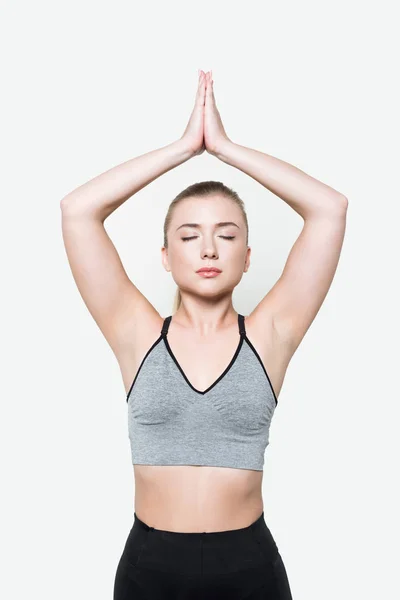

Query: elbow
left=338, top=194, right=349, bottom=216
left=59, top=195, right=87, bottom=220
left=60, top=194, right=95, bottom=220
left=331, top=193, right=349, bottom=216
left=60, top=194, right=74, bottom=213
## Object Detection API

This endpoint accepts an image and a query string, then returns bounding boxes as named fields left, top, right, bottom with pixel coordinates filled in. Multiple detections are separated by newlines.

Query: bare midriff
left=133, top=464, right=264, bottom=533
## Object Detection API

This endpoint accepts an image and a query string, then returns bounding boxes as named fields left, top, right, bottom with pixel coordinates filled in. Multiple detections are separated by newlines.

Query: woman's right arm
left=60, top=139, right=193, bottom=221
left=60, top=139, right=194, bottom=357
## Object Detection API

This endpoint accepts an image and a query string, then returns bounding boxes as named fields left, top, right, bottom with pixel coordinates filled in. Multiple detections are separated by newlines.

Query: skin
left=61, top=69, right=348, bottom=533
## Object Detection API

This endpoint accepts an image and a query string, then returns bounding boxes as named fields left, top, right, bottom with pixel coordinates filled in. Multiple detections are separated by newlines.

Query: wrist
left=174, top=137, right=197, bottom=161
left=214, top=138, right=235, bottom=162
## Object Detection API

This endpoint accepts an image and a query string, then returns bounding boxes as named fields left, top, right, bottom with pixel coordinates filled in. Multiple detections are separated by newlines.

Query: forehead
left=172, top=195, right=241, bottom=224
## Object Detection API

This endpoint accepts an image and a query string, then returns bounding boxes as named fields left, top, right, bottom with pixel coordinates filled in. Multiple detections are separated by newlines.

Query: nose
left=201, top=246, right=218, bottom=259
left=200, top=234, right=219, bottom=259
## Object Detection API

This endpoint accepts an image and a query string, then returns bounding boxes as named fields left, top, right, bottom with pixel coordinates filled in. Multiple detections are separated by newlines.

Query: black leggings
left=114, top=511, right=293, bottom=599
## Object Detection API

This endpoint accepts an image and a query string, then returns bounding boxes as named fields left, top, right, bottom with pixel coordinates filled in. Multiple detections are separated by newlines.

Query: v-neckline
left=162, top=313, right=245, bottom=396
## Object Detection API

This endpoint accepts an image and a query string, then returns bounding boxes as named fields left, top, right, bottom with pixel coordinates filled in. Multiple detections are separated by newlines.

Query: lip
left=196, top=268, right=222, bottom=273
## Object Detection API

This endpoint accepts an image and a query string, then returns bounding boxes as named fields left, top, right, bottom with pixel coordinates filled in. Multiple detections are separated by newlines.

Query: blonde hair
left=163, top=181, right=249, bottom=314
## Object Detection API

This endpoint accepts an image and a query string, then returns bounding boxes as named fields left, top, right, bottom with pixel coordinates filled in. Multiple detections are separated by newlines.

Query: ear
left=244, top=246, right=251, bottom=273
left=161, top=246, right=170, bottom=272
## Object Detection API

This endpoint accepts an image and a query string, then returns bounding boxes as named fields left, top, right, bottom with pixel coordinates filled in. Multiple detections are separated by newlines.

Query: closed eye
left=181, top=236, right=236, bottom=242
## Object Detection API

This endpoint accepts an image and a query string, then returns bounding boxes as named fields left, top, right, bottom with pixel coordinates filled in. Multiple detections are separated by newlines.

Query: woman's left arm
left=216, top=139, right=348, bottom=351
left=215, top=139, right=348, bottom=219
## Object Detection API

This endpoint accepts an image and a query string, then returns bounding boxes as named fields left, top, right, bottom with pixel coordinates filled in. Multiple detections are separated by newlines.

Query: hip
left=114, top=511, right=293, bottom=599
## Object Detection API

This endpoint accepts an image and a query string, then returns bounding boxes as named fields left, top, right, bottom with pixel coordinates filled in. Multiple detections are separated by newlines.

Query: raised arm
left=218, top=138, right=347, bottom=349
left=60, top=70, right=209, bottom=356
left=203, top=72, right=348, bottom=352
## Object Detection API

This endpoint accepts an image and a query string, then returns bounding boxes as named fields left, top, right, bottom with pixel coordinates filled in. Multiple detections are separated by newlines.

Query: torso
left=116, top=311, right=293, bottom=532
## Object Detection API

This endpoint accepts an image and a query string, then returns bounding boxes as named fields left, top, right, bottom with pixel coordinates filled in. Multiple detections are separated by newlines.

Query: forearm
left=216, top=140, right=347, bottom=219
left=60, top=138, right=194, bottom=222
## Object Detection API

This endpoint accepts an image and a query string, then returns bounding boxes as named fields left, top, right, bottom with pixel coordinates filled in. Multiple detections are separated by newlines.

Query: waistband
left=133, top=510, right=267, bottom=542
left=129, top=510, right=280, bottom=571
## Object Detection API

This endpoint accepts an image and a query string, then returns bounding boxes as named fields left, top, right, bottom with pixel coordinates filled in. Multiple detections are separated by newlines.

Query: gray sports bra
left=126, top=313, right=278, bottom=471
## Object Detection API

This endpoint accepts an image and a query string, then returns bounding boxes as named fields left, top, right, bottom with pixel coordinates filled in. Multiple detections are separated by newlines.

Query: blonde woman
left=61, top=70, right=348, bottom=599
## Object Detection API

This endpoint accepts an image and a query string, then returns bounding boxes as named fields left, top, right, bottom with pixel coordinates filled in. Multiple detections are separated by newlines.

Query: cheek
left=227, top=245, right=246, bottom=264
left=229, top=250, right=248, bottom=276
left=169, top=244, right=195, bottom=269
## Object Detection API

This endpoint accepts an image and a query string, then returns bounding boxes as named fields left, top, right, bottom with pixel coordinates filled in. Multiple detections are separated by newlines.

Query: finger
left=200, top=72, right=206, bottom=99
left=196, top=73, right=206, bottom=106
left=209, top=71, right=215, bottom=94
left=197, top=73, right=205, bottom=96
left=210, top=74, right=216, bottom=102
left=205, top=72, right=214, bottom=103
left=195, top=72, right=203, bottom=98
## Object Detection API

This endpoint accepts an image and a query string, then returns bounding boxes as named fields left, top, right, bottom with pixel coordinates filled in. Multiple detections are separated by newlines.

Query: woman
left=61, top=70, right=348, bottom=599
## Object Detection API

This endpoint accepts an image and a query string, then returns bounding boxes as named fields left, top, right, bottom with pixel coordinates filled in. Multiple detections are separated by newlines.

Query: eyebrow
left=175, top=221, right=240, bottom=232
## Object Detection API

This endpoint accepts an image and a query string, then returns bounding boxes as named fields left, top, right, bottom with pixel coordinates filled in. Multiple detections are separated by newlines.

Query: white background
left=1, top=1, right=399, bottom=598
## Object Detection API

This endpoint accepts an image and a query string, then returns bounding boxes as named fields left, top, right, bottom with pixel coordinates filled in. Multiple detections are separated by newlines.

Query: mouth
left=196, top=268, right=222, bottom=273
left=196, top=267, right=222, bottom=278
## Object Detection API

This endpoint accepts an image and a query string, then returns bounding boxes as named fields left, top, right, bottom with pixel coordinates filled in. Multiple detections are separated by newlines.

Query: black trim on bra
left=243, top=336, right=278, bottom=406
left=161, top=312, right=245, bottom=395
left=126, top=313, right=278, bottom=406
left=125, top=334, right=163, bottom=402
left=163, top=333, right=244, bottom=396
left=161, top=315, right=172, bottom=337
left=238, top=313, right=246, bottom=337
